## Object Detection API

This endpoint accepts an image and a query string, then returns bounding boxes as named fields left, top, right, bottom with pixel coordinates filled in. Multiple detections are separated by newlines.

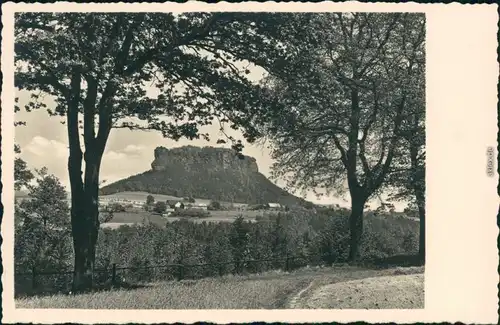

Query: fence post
left=234, top=261, right=240, bottom=275
left=111, top=263, right=117, bottom=286
left=178, top=263, right=184, bottom=281
left=31, top=265, right=37, bottom=290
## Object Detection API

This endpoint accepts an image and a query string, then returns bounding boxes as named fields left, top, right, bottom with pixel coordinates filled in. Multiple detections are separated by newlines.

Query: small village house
left=267, top=203, right=282, bottom=210
left=167, top=200, right=185, bottom=210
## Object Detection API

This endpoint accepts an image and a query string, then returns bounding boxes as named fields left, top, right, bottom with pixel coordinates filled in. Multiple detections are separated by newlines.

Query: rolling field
left=101, top=209, right=264, bottom=228
left=101, top=211, right=166, bottom=227
left=16, top=265, right=424, bottom=309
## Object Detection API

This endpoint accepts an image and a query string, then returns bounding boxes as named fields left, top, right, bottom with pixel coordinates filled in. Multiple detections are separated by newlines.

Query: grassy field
left=103, top=211, right=166, bottom=226
left=16, top=265, right=424, bottom=309
left=102, top=209, right=419, bottom=228
left=101, top=209, right=265, bottom=228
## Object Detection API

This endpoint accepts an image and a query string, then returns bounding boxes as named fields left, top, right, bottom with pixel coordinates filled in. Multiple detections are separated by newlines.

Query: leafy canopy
left=14, top=12, right=297, bottom=151
left=259, top=13, right=425, bottom=201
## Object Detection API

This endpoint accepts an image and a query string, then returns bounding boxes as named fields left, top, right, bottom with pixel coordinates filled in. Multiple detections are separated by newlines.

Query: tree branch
left=115, top=14, right=146, bottom=75
left=123, top=13, right=223, bottom=76
left=358, top=14, right=400, bottom=77
left=332, top=134, right=348, bottom=167
left=15, top=43, right=70, bottom=98
left=82, top=74, right=98, bottom=151
left=372, top=93, right=406, bottom=189
left=67, top=69, right=84, bottom=194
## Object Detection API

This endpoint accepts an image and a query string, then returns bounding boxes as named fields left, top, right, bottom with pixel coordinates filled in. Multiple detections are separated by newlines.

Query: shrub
left=248, top=204, right=267, bottom=211
left=14, top=170, right=73, bottom=296
left=153, top=201, right=167, bottom=214
left=312, top=215, right=350, bottom=265
left=208, top=201, right=222, bottom=210
left=170, top=208, right=210, bottom=219
left=108, top=203, right=126, bottom=212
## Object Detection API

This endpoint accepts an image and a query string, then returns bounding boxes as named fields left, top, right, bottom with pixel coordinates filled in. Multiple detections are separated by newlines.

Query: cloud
left=104, top=150, right=128, bottom=161
left=121, top=144, right=145, bottom=155
left=21, top=136, right=70, bottom=188
left=99, top=148, right=151, bottom=185
left=25, top=136, right=68, bottom=158
left=20, top=136, right=151, bottom=189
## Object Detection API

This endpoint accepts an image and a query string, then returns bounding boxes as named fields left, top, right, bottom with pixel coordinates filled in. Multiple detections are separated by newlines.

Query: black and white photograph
left=1, top=2, right=497, bottom=324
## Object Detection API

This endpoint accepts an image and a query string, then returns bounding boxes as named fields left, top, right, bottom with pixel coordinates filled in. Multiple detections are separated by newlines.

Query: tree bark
left=416, top=194, right=425, bottom=263
left=348, top=194, right=367, bottom=262
left=410, top=142, right=425, bottom=264
left=72, top=154, right=102, bottom=292
left=67, top=69, right=106, bottom=292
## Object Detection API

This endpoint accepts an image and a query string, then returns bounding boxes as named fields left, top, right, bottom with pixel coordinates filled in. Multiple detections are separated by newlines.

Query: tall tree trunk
left=72, top=161, right=101, bottom=292
left=416, top=193, right=425, bottom=263
left=66, top=71, right=92, bottom=292
left=67, top=69, right=105, bottom=292
left=410, top=144, right=425, bottom=264
left=348, top=194, right=367, bottom=262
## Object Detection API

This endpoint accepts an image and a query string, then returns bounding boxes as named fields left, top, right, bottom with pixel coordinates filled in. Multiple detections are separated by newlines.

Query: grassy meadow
left=16, top=265, right=424, bottom=309
left=101, top=209, right=264, bottom=228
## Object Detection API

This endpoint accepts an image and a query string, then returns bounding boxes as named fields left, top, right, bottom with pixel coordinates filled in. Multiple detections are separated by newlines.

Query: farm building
left=167, top=200, right=185, bottom=209
left=267, top=203, right=282, bottom=210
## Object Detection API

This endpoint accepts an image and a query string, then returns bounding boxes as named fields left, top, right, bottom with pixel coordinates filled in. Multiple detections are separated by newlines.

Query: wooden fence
left=14, top=254, right=316, bottom=296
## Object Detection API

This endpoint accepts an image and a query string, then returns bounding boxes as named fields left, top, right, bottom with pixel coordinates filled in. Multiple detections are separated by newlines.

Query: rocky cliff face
left=100, top=146, right=305, bottom=206
left=151, top=146, right=259, bottom=173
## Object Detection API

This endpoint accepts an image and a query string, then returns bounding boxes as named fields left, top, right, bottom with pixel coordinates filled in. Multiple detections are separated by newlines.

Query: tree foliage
left=15, top=169, right=73, bottom=274
left=14, top=144, right=34, bottom=191
left=263, top=13, right=425, bottom=197
left=153, top=201, right=167, bottom=214
left=14, top=12, right=293, bottom=145
left=208, top=201, right=222, bottom=210
left=258, top=13, right=425, bottom=260
left=14, top=12, right=300, bottom=290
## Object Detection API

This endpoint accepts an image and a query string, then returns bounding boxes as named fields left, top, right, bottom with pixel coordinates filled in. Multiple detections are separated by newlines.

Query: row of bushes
left=96, top=209, right=417, bottom=282
left=169, top=208, right=211, bottom=218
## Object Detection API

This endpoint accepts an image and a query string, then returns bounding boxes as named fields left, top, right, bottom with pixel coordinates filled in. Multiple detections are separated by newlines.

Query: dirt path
left=290, top=273, right=424, bottom=309
left=287, top=280, right=315, bottom=308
